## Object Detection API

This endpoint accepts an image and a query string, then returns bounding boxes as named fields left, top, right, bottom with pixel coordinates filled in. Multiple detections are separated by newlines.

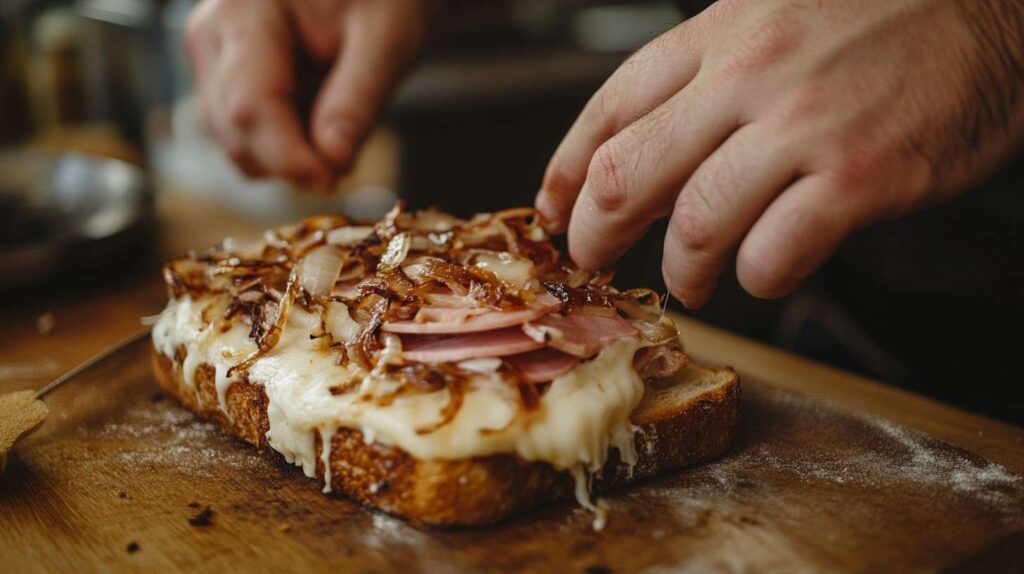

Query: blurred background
left=1, top=0, right=1021, bottom=423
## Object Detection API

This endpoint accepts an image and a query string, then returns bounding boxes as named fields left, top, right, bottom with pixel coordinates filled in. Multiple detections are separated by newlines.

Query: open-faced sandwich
left=151, top=204, right=738, bottom=527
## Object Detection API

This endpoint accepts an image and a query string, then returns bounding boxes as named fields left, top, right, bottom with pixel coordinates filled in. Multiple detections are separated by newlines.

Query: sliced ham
left=504, top=348, right=580, bottom=383
left=383, top=292, right=561, bottom=335
left=400, top=327, right=544, bottom=363
left=522, top=311, right=637, bottom=358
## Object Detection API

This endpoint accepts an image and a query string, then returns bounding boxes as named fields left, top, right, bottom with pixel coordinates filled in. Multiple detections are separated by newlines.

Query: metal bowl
left=0, top=149, right=153, bottom=289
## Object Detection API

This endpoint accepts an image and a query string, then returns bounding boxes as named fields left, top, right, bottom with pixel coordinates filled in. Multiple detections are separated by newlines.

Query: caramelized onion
left=161, top=201, right=663, bottom=427
left=298, top=246, right=344, bottom=298
left=634, top=344, right=690, bottom=380
left=415, top=379, right=466, bottom=435
left=630, top=316, right=679, bottom=345
left=324, top=300, right=361, bottom=344
left=613, top=300, right=660, bottom=322
left=379, top=232, right=411, bottom=270
left=228, top=268, right=298, bottom=377
left=326, top=225, right=374, bottom=247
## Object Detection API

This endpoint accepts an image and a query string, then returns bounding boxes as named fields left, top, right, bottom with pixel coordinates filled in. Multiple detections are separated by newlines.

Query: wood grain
left=2, top=339, right=1022, bottom=572
left=2, top=190, right=1023, bottom=572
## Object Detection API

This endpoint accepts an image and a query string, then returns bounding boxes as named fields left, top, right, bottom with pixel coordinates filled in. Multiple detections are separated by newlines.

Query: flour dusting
left=86, top=400, right=267, bottom=476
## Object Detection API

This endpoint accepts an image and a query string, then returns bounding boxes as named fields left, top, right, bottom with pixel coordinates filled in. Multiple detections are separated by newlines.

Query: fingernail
left=535, top=194, right=564, bottom=234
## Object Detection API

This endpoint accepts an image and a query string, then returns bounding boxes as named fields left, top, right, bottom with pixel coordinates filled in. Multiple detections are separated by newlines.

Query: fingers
left=536, top=22, right=705, bottom=232
left=188, top=1, right=334, bottom=189
left=566, top=78, right=740, bottom=272
left=735, top=175, right=873, bottom=299
left=311, top=2, right=427, bottom=171
left=660, top=122, right=799, bottom=307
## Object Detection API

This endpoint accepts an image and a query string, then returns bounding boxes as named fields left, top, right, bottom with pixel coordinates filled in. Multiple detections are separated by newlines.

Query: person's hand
left=186, top=0, right=434, bottom=190
left=536, top=0, right=1024, bottom=307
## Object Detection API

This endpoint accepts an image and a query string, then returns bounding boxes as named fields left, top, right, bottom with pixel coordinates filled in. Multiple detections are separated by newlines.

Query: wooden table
left=2, top=190, right=1023, bottom=573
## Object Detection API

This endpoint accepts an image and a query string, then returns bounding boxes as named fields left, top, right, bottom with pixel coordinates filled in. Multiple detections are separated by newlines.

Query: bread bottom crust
left=150, top=346, right=739, bottom=526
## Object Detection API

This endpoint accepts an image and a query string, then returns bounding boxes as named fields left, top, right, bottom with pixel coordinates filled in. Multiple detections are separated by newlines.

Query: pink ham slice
left=384, top=292, right=561, bottom=335
left=522, top=312, right=637, bottom=358
left=504, top=348, right=580, bottom=383
left=400, top=327, right=544, bottom=363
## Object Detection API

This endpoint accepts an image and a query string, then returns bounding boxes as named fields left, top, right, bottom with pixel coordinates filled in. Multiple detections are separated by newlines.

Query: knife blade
left=0, top=326, right=151, bottom=471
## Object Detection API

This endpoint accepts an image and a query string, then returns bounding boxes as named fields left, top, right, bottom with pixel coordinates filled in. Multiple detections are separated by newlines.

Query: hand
left=536, top=0, right=1024, bottom=307
left=186, top=0, right=433, bottom=190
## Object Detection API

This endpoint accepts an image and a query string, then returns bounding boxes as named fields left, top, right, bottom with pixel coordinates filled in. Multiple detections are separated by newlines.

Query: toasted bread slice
left=150, top=345, right=739, bottom=526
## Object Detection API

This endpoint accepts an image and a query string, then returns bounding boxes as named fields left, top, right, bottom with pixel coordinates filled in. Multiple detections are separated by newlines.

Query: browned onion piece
left=414, top=379, right=466, bottom=435
left=379, top=232, right=411, bottom=270
left=161, top=202, right=669, bottom=426
left=298, top=245, right=344, bottom=298
left=492, top=207, right=537, bottom=220
left=630, top=317, right=679, bottom=345
left=228, top=268, right=298, bottom=377
left=612, top=296, right=661, bottom=322
left=634, top=344, right=690, bottom=380
left=351, top=297, right=388, bottom=370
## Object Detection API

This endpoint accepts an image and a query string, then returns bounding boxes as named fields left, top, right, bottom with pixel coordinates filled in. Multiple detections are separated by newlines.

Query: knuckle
left=724, top=11, right=802, bottom=75
left=684, top=160, right=738, bottom=217
left=586, top=144, right=629, bottom=212
left=824, top=135, right=896, bottom=191
left=669, top=207, right=716, bottom=254
left=774, top=82, right=829, bottom=125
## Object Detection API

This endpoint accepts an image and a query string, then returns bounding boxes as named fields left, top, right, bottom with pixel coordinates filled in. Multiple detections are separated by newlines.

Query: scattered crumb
left=187, top=501, right=201, bottom=508
left=118, top=491, right=127, bottom=499
left=368, top=479, right=390, bottom=495
left=36, top=312, right=55, bottom=335
left=188, top=506, right=214, bottom=527
left=126, top=542, right=140, bottom=554
left=277, top=523, right=291, bottom=532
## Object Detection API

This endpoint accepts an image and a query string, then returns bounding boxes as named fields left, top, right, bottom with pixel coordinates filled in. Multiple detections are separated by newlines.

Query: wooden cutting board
left=3, top=328, right=1023, bottom=573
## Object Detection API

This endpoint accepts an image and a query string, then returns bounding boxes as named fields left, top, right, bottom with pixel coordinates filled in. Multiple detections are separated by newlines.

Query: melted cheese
left=472, top=251, right=536, bottom=290
left=153, top=296, right=644, bottom=503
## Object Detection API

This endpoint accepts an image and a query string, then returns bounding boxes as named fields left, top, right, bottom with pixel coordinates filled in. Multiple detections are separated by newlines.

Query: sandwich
left=150, top=204, right=739, bottom=527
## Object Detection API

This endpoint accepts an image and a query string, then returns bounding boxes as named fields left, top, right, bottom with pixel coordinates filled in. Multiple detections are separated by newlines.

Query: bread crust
left=150, top=345, right=739, bottom=526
